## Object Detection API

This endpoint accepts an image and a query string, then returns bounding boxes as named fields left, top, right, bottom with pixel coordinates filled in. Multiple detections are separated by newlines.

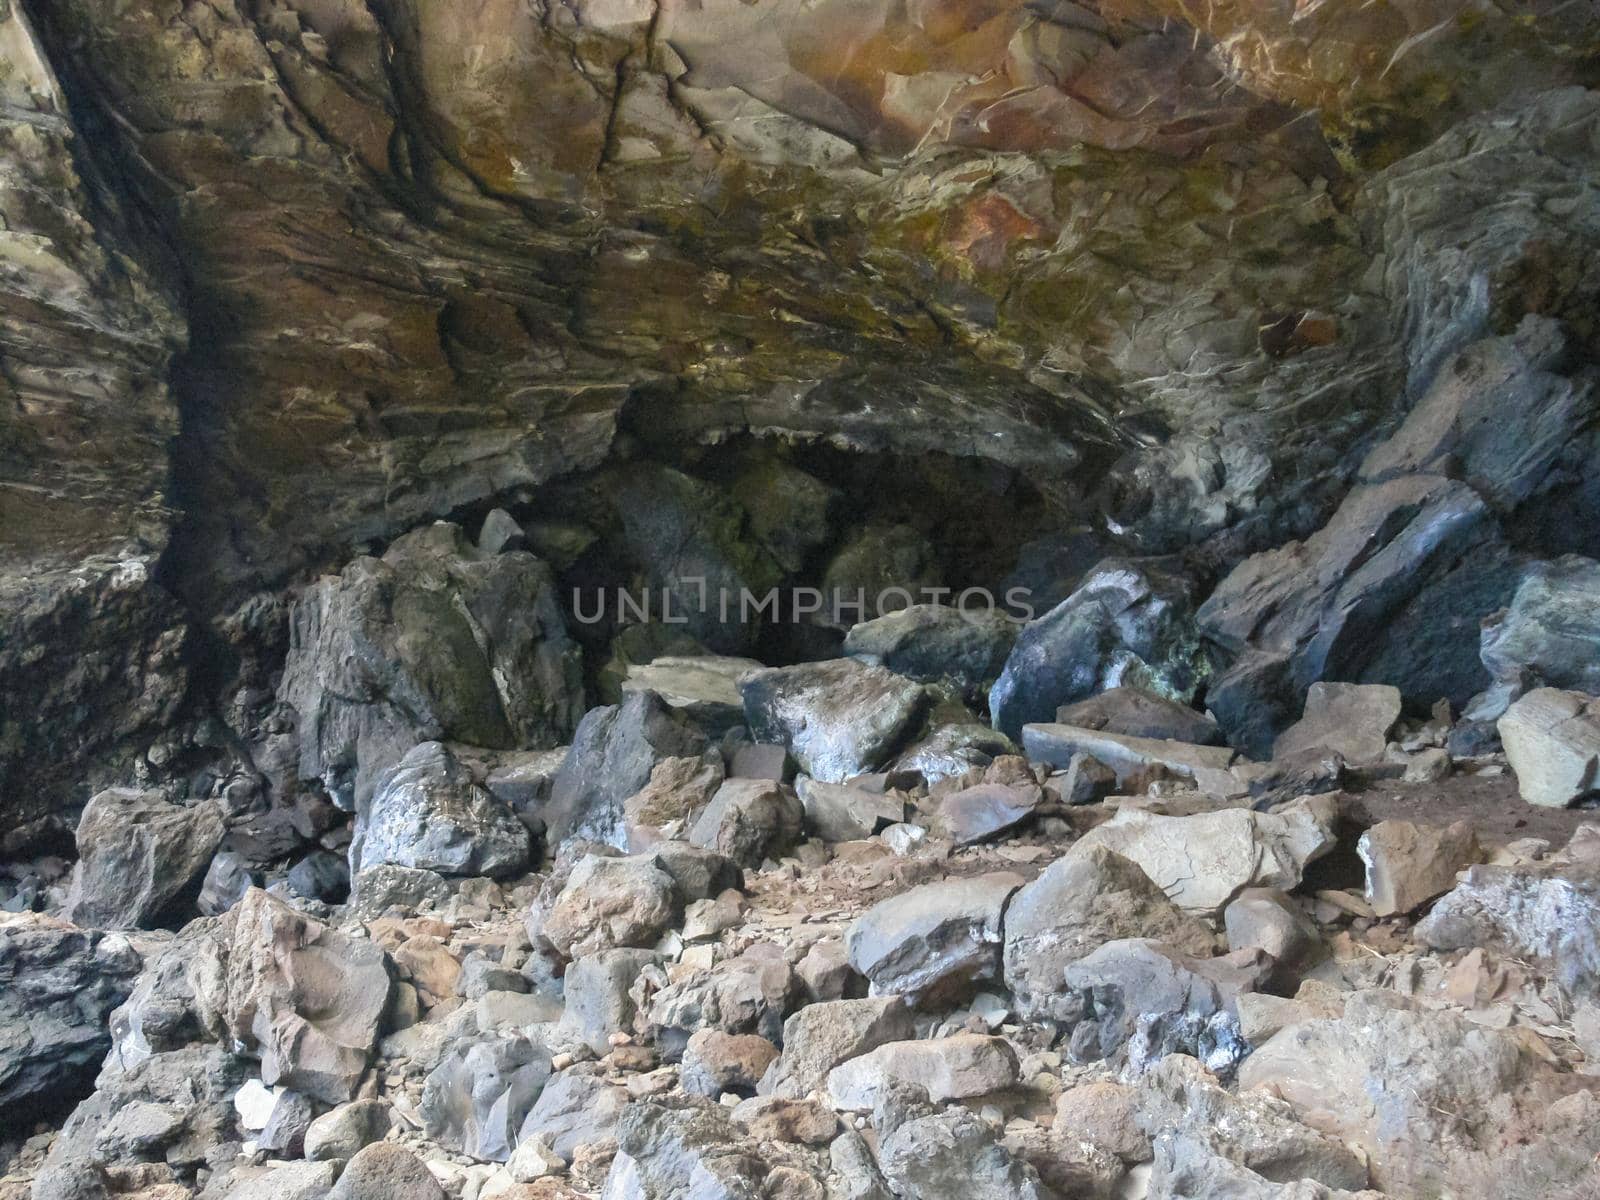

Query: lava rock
left=1498, top=687, right=1600, bottom=806
left=680, top=1029, right=779, bottom=1097
left=517, top=1066, right=630, bottom=1163
left=328, top=1143, right=448, bottom=1200
left=63, top=789, right=224, bottom=930
left=990, top=558, right=1213, bottom=740
left=761, top=997, right=917, bottom=1100
left=1055, top=685, right=1223, bottom=745
left=932, top=780, right=1043, bottom=846
left=1358, top=819, right=1481, bottom=916
left=540, top=853, right=679, bottom=958
left=1272, top=682, right=1403, bottom=766
left=351, top=741, right=530, bottom=878
left=825, top=1034, right=1019, bottom=1111
left=796, top=776, right=906, bottom=842
left=1480, top=555, right=1600, bottom=703
left=285, top=849, right=350, bottom=902
left=876, top=1086, right=1056, bottom=1200
left=1003, top=844, right=1215, bottom=1022
left=305, top=1098, right=393, bottom=1162
left=420, top=1035, right=553, bottom=1162
left=895, top=723, right=1021, bottom=785
left=846, top=873, right=1021, bottom=1006
left=620, top=654, right=765, bottom=733
left=843, top=604, right=1017, bottom=699
left=624, top=752, right=726, bottom=850
left=688, top=778, right=804, bottom=867
left=1222, top=888, right=1328, bottom=992
left=1021, top=723, right=1237, bottom=792
left=545, top=690, right=709, bottom=848
left=741, top=659, right=932, bottom=783
left=640, top=945, right=795, bottom=1057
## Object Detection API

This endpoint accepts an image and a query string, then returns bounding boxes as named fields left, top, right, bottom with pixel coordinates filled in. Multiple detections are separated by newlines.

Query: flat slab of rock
left=932, top=781, right=1043, bottom=846
left=846, top=872, right=1021, bottom=1005
left=1358, top=819, right=1481, bottom=916
left=63, top=788, right=224, bottom=930
left=825, top=1033, right=1020, bottom=1111
left=760, top=996, right=916, bottom=1099
left=1499, top=687, right=1600, bottom=806
left=741, top=659, right=931, bottom=783
left=796, top=776, right=905, bottom=842
left=1072, top=797, right=1337, bottom=914
left=1273, top=682, right=1402, bottom=766
left=842, top=603, right=1017, bottom=698
left=1003, top=843, right=1214, bottom=1022
left=1021, top=723, right=1237, bottom=794
left=1055, top=686, right=1223, bottom=745
left=620, top=655, right=764, bottom=731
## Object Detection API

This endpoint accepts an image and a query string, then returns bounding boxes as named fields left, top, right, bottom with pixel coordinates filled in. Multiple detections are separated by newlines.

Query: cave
left=4, top=1, right=1600, bottom=1196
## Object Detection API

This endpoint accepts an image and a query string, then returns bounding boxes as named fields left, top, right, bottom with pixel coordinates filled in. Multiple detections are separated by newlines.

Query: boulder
left=825, top=1034, right=1019, bottom=1111
left=730, top=1095, right=838, bottom=1145
left=257, top=1087, right=315, bottom=1155
left=1358, top=820, right=1481, bottom=916
left=223, top=888, right=393, bottom=1103
left=540, top=854, right=679, bottom=959
left=761, top=997, right=916, bottom=1100
left=1222, top=889, right=1327, bottom=992
left=687, top=778, right=804, bottom=867
left=1416, top=858, right=1600, bottom=997
left=328, top=1143, right=448, bottom=1200
left=1055, top=1080, right=1149, bottom=1163
left=1480, top=555, right=1600, bottom=702
left=229, top=1161, right=339, bottom=1200
left=843, top=604, right=1017, bottom=698
left=1272, top=683, right=1403, bottom=766
left=0, top=912, right=143, bottom=1119
left=645, top=842, right=743, bottom=903
left=820, top=523, right=943, bottom=626
left=1498, top=687, right=1600, bottom=806
left=990, top=558, right=1212, bottom=740
left=621, top=753, right=725, bottom=850
left=895, top=723, right=1021, bottom=785
left=741, top=659, right=932, bottom=783
left=796, top=777, right=905, bottom=842
left=680, top=1029, right=779, bottom=1097
left=1021, top=723, right=1237, bottom=793
left=620, top=655, right=765, bottom=733
left=1055, top=686, right=1223, bottom=745
left=544, top=691, right=709, bottom=848
left=1063, top=939, right=1270, bottom=1071
left=286, top=849, right=350, bottom=902
left=1072, top=798, right=1337, bottom=914
left=876, top=1088, right=1056, bottom=1200
left=1003, top=844, right=1215, bottom=1022
left=606, top=1098, right=775, bottom=1197
left=560, top=949, right=662, bottom=1055
left=197, top=849, right=256, bottom=917
left=640, top=945, right=795, bottom=1056
left=846, top=873, right=1021, bottom=1005
left=351, top=741, right=530, bottom=878
left=420, top=1035, right=553, bottom=1162
left=932, top=781, right=1042, bottom=846
left=349, top=863, right=452, bottom=918
left=62, top=789, right=224, bottom=930
left=279, top=522, right=583, bottom=811
left=517, top=1066, right=629, bottom=1163
left=304, top=1098, right=393, bottom=1162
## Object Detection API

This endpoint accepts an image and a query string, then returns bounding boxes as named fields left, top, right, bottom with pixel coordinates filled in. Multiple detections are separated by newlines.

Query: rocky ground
left=7, top=578, right=1600, bottom=1199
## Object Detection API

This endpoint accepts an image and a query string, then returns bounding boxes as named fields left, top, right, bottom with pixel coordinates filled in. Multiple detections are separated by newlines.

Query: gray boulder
left=545, top=690, right=709, bottom=848
left=328, top=1143, right=447, bottom=1200
left=0, top=912, right=143, bottom=1120
left=279, top=521, right=583, bottom=811
left=876, top=1086, right=1056, bottom=1200
left=826, top=1034, right=1019, bottom=1111
left=1272, top=683, right=1403, bottom=766
left=560, top=948, right=662, bottom=1055
left=1004, top=844, right=1214, bottom=1022
left=991, top=558, right=1212, bottom=740
left=1358, top=820, right=1481, bottom=917
left=516, top=1065, right=629, bottom=1162
left=304, top=1098, right=393, bottom=1162
left=846, top=873, right=1021, bottom=1006
left=796, top=776, right=906, bottom=842
left=741, top=658, right=932, bottom=783
left=1223, top=889, right=1327, bottom=992
left=933, top=780, right=1043, bottom=846
left=1480, top=555, right=1600, bottom=703
left=351, top=741, right=530, bottom=878
left=688, top=778, right=804, bottom=867
left=420, top=1035, right=553, bottom=1162
left=540, top=853, right=680, bottom=959
left=895, top=723, right=1021, bottom=785
left=761, top=996, right=916, bottom=1100
left=620, top=654, right=764, bottom=733
left=844, top=604, right=1017, bottom=698
left=606, top=1098, right=773, bottom=1198
left=63, top=789, right=224, bottom=930
left=1498, top=687, right=1600, bottom=806
left=640, top=945, right=795, bottom=1056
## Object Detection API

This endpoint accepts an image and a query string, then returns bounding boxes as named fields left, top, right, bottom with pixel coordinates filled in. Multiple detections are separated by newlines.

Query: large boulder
left=1071, top=798, right=1338, bottom=915
left=1003, top=844, right=1214, bottom=1022
left=544, top=690, right=709, bottom=848
left=606, top=1097, right=779, bottom=1198
left=419, top=1035, right=553, bottom=1162
left=0, top=913, right=143, bottom=1120
left=1358, top=819, right=1481, bottom=917
left=517, top=1066, right=630, bottom=1163
left=741, top=659, right=932, bottom=783
left=539, top=853, right=680, bottom=959
left=1480, top=555, right=1600, bottom=704
left=760, top=997, right=916, bottom=1100
left=279, top=522, right=584, bottom=810
left=63, top=789, right=224, bottom=930
left=688, top=778, right=804, bottom=867
left=990, top=558, right=1213, bottom=740
left=843, top=604, right=1017, bottom=699
left=846, top=873, right=1020, bottom=1006
left=350, top=741, right=530, bottom=878
left=328, top=1143, right=448, bottom=1200
left=223, top=888, right=394, bottom=1103
left=1498, top=687, right=1600, bottom=806
left=1271, top=682, right=1402, bottom=766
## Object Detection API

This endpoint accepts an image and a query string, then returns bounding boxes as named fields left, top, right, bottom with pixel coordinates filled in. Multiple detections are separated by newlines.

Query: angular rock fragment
left=876, top=1086, right=1056, bottom=1200
left=641, top=944, right=795, bottom=1056
left=1004, top=844, right=1215, bottom=1022
left=1272, top=682, right=1402, bottom=766
left=796, top=775, right=905, bottom=842
left=305, top=1098, right=393, bottom=1162
left=620, top=654, right=765, bottom=733
left=825, top=1034, right=1019, bottom=1111
left=351, top=741, right=530, bottom=878
left=63, top=789, right=224, bottom=930
left=1358, top=819, right=1480, bottom=916
left=329, top=1143, right=448, bottom=1200
left=688, top=778, right=803, bottom=867
left=932, top=780, right=1042, bottom=846
left=895, top=723, right=1021, bottom=785
left=680, top=1029, right=779, bottom=1097
left=1498, top=687, right=1600, bottom=806
left=843, top=604, right=1017, bottom=698
left=847, top=872, right=1021, bottom=1005
left=761, top=997, right=917, bottom=1100
left=517, top=1066, right=629, bottom=1163
left=623, top=751, right=725, bottom=849
left=606, top=1098, right=774, bottom=1197
left=223, top=888, right=393, bottom=1103
left=1223, top=888, right=1327, bottom=991
left=540, top=854, right=679, bottom=959
left=420, top=1035, right=552, bottom=1162
left=560, top=949, right=662, bottom=1055
left=1072, top=798, right=1337, bottom=914
left=741, top=659, right=932, bottom=783
left=1056, top=686, right=1223, bottom=745
left=1021, top=723, right=1237, bottom=793
left=1480, top=555, right=1600, bottom=702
